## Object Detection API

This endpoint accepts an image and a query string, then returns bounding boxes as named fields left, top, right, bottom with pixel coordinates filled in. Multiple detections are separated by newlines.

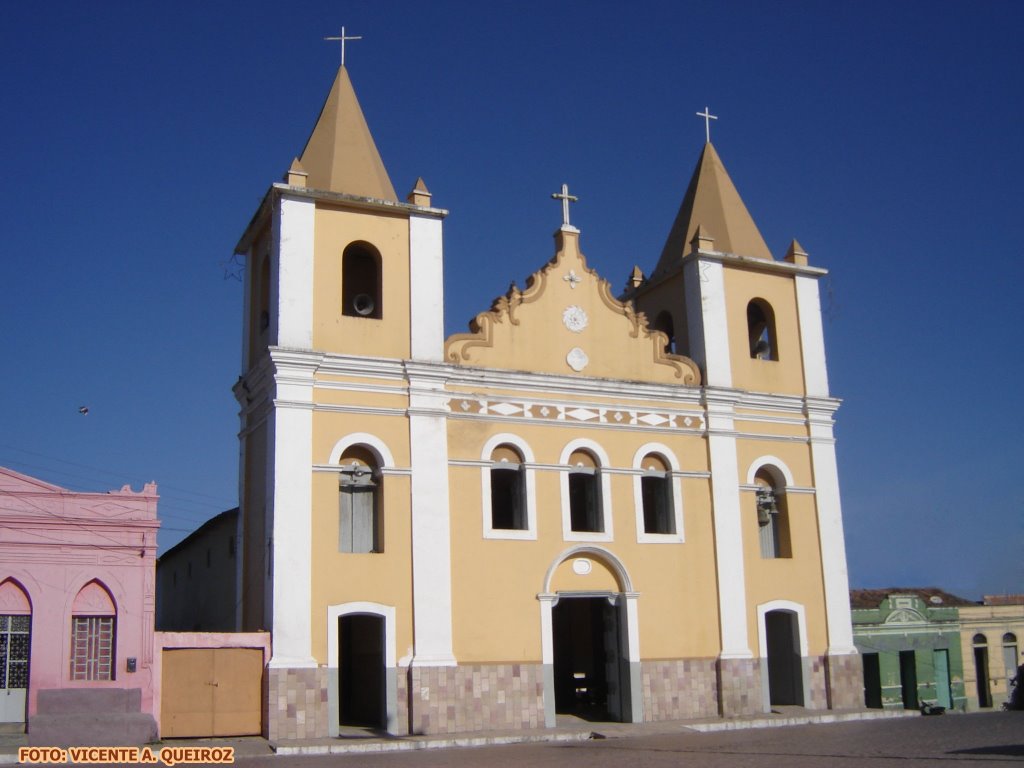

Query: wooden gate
left=161, top=648, right=262, bottom=737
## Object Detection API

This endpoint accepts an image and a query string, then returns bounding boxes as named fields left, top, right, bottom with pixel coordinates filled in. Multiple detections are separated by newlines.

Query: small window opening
left=641, top=454, right=675, bottom=534
left=653, top=311, right=676, bottom=354
left=568, top=450, right=603, bottom=533
left=490, top=444, right=526, bottom=530
left=747, top=299, right=778, bottom=360
left=342, top=243, right=382, bottom=319
left=755, top=469, right=790, bottom=558
left=339, top=446, right=382, bottom=553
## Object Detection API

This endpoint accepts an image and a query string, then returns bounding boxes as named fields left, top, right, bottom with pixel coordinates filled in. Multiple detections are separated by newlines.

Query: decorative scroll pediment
left=444, top=229, right=700, bottom=386
left=884, top=608, right=926, bottom=625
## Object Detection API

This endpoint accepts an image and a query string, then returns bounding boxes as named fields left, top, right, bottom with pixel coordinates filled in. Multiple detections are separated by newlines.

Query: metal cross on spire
left=551, top=184, right=579, bottom=229
left=696, top=106, right=718, bottom=143
left=324, top=26, right=362, bottom=67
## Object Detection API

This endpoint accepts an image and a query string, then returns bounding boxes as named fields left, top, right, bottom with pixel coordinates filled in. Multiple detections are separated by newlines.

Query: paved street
left=242, top=713, right=1021, bottom=768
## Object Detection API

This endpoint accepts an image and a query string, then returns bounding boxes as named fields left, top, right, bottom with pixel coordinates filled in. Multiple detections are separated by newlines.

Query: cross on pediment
left=551, top=183, right=578, bottom=229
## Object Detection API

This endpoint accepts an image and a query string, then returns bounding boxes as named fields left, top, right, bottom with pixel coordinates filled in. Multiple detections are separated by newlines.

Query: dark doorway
left=765, top=610, right=804, bottom=706
left=339, top=614, right=385, bottom=728
left=974, top=646, right=993, bottom=708
left=899, top=650, right=918, bottom=709
left=553, top=597, right=625, bottom=721
left=862, top=652, right=882, bottom=709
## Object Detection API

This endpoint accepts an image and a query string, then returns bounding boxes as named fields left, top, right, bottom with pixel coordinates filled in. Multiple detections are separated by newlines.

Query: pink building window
left=70, top=616, right=115, bottom=681
left=69, top=580, right=117, bottom=681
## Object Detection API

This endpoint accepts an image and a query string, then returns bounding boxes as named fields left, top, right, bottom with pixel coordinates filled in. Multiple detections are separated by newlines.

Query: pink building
left=0, top=467, right=159, bottom=744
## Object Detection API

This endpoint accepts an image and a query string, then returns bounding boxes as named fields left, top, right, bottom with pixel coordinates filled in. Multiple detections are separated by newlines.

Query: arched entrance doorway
left=552, top=595, right=624, bottom=721
left=765, top=610, right=804, bottom=706
left=539, top=546, right=642, bottom=726
left=0, top=579, right=31, bottom=728
left=338, top=614, right=385, bottom=728
left=757, top=601, right=809, bottom=711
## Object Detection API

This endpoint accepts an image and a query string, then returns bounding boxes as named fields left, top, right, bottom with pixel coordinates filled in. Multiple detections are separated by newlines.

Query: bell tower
left=626, top=135, right=860, bottom=713
left=232, top=63, right=452, bottom=738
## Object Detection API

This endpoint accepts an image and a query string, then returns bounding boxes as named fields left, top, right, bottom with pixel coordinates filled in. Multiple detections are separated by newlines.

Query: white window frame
left=559, top=439, right=613, bottom=543
left=632, top=442, right=685, bottom=543
left=480, top=434, right=537, bottom=540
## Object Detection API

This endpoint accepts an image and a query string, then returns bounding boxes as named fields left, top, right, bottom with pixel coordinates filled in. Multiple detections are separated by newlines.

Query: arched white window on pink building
left=70, top=581, right=117, bottom=681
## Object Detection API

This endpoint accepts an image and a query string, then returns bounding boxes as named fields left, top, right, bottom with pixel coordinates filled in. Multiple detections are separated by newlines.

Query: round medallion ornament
left=572, top=558, right=592, bottom=576
left=566, top=347, right=589, bottom=372
left=562, top=305, right=588, bottom=333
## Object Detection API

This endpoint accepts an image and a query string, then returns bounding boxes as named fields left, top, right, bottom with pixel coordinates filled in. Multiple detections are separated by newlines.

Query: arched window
left=754, top=468, right=790, bottom=558
left=339, top=446, right=382, bottom=553
left=973, top=634, right=988, bottom=645
left=747, top=298, right=778, bottom=360
left=640, top=453, right=674, bottom=535
left=653, top=311, right=676, bottom=354
left=342, top=242, right=382, bottom=319
left=70, top=581, right=116, bottom=681
left=490, top=444, right=526, bottom=531
left=0, top=580, right=31, bottom=706
left=568, top=449, right=603, bottom=533
left=1003, top=633, right=1019, bottom=686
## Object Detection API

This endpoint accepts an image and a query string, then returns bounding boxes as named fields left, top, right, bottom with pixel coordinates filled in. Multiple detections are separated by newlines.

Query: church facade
left=232, top=65, right=862, bottom=740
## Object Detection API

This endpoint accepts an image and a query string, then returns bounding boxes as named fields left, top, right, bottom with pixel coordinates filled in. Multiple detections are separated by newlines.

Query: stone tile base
left=265, top=666, right=329, bottom=741
left=806, top=655, right=830, bottom=709
left=825, top=652, right=864, bottom=710
left=641, top=658, right=719, bottom=721
left=717, top=657, right=762, bottom=717
left=408, top=663, right=545, bottom=735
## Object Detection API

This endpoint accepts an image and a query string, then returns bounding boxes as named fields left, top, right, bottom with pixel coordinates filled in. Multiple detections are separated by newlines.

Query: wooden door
left=161, top=648, right=262, bottom=737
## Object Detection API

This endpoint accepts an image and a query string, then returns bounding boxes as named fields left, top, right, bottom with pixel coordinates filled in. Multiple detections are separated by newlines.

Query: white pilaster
left=684, top=257, right=732, bottom=387
left=409, top=214, right=445, bottom=362
left=273, top=194, right=315, bottom=350
left=795, top=275, right=830, bottom=397
left=268, top=351, right=317, bottom=668
left=807, top=399, right=857, bottom=656
left=705, top=391, right=751, bottom=659
left=407, top=363, right=456, bottom=665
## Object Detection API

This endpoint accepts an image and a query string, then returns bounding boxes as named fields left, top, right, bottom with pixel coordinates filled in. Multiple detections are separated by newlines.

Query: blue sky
left=2, top=1, right=1021, bottom=599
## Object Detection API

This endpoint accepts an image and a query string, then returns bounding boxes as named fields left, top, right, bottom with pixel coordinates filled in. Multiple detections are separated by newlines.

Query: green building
left=851, top=589, right=971, bottom=711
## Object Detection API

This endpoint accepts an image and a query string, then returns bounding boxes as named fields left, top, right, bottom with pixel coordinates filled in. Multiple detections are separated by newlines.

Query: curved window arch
left=754, top=467, right=791, bottom=559
left=0, top=579, right=31, bottom=699
left=339, top=446, right=382, bottom=553
left=747, top=298, right=778, bottom=360
left=490, top=444, right=526, bottom=531
left=342, top=241, right=382, bottom=319
left=480, top=434, right=537, bottom=540
left=631, top=443, right=684, bottom=543
left=559, top=440, right=613, bottom=541
left=973, top=633, right=988, bottom=645
left=70, top=580, right=116, bottom=681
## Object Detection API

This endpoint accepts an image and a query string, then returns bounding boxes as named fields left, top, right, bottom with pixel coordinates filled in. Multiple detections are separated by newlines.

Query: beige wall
left=312, top=204, right=411, bottom=359
left=724, top=269, right=806, bottom=396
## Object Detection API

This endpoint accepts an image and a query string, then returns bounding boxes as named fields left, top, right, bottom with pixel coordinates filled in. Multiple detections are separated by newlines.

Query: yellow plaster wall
left=312, top=204, right=411, bottom=359
left=724, top=268, right=806, bottom=396
left=308, top=408, right=414, bottom=663
left=734, top=439, right=829, bottom=654
left=447, top=418, right=721, bottom=663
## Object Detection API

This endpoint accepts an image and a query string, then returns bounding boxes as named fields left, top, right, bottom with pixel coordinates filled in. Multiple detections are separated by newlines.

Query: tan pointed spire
left=784, top=238, right=809, bottom=265
left=298, top=67, right=397, bottom=200
left=654, top=143, right=771, bottom=273
left=407, top=177, right=432, bottom=206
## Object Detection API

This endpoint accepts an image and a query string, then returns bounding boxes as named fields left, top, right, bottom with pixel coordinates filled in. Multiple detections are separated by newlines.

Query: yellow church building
left=232, top=64, right=862, bottom=740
